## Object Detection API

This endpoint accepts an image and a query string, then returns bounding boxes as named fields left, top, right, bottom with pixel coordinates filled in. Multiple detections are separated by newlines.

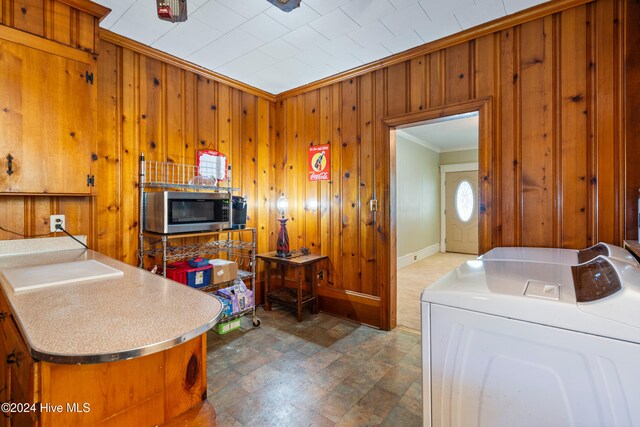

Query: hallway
left=397, top=252, right=476, bottom=331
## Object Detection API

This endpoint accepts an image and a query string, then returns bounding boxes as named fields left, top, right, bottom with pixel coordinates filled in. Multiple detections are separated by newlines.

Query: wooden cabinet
left=0, top=286, right=215, bottom=426
left=0, top=28, right=96, bottom=195
left=0, top=288, right=37, bottom=426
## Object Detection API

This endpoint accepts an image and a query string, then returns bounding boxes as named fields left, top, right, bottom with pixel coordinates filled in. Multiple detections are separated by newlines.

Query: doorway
left=394, top=112, right=479, bottom=331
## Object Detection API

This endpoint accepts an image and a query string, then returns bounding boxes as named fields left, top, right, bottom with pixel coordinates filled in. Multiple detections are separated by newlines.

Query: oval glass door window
left=455, top=180, right=474, bottom=222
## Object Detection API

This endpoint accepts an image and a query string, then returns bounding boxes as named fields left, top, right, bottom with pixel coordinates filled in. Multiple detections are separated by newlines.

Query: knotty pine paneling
left=625, top=0, right=640, bottom=239
left=275, top=0, right=628, bottom=329
left=0, top=0, right=105, bottom=52
left=95, top=41, right=272, bottom=299
left=0, top=0, right=102, bottom=245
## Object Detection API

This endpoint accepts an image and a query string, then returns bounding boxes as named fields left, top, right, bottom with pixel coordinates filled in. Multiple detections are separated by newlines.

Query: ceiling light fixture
left=266, top=0, right=301, bottom=12
left=156, top=0, right=187, bottom=22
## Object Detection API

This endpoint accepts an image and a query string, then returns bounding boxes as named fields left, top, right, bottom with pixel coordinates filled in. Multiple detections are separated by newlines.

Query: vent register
left=156, top=0, right=301, bottom=22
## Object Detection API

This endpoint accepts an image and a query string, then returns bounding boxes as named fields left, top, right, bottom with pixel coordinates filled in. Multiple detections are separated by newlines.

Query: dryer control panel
left=572, top=257, right=621, bottom=302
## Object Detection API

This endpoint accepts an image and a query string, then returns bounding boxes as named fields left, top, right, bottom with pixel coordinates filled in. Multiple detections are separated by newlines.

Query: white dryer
left=478, top=242, right=638, bottom=266
left=421, top=256, right=640, bottom=427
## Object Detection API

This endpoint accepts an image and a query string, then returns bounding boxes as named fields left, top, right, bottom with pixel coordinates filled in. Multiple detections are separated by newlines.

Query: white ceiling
left=97, top=0, right=550, bottom=94
left=396, top=113, right=478, bottom=152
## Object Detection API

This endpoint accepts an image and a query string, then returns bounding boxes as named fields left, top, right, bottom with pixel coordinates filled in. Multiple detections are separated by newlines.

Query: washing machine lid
left=421, top=257, right=640, bottom=344
left=478, top=243, right=638, bottom=267
left=479, top=247, right=578, bottom=264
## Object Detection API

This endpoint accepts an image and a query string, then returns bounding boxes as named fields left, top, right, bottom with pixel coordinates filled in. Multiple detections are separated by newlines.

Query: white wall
left=396, top=135, right=440, bottom=267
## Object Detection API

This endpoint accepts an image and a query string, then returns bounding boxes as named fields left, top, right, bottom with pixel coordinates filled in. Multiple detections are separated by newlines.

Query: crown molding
left=439, top=145, right=478, bottom=153
left=396, top=130, right=441, bottom=153
left=275, top=0, right=593, bottom=99
left=99, top=29, right=277, bottom=102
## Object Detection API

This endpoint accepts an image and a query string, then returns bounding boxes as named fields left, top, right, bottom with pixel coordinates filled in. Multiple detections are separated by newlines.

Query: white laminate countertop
left=0, top=237, right=223, bottom=364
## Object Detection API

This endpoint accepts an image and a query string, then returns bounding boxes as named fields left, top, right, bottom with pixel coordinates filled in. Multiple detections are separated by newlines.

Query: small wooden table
left=257, top=252, right=327, bottom=321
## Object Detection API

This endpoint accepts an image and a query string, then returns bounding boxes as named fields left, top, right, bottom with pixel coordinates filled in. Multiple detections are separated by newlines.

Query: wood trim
left=0, top=23, right=95, bottom=63
left=56, top=0, right=110, bottom=21
left=276, top=0, right=594, bottom=99
left=317, top=287, right=381, bottom=328
left=0, top=193, right=96, bottom=197
left=98, top=29, right=277, bottom=102
left=317, top=285, right=381, bottom=307
left=382, top=98, right=493, bottom=330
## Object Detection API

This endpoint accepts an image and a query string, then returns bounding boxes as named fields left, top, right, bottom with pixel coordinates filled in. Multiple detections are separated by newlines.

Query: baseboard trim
left=397, top=243, right=440, bottom=270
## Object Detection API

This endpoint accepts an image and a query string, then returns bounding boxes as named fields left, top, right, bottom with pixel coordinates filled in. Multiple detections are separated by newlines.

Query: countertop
left=0, top=237, right=223, bottom=364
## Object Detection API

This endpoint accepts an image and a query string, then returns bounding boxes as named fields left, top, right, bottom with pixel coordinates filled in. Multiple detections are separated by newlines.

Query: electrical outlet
left=50, top=215, right=65, bottom=233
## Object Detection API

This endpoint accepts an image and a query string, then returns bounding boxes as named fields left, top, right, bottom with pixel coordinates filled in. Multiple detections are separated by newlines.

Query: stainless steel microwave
left=144, top=191, right=231, bottom=234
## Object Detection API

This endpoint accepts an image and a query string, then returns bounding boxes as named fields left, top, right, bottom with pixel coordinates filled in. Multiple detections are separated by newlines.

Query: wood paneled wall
left=2, top=0, right=638, bottom=331
left=0, top=0, right=104, bottom=243
left=95, top=40, right=273, bottom=271
left=0, top=0, right=106, bottom=53
left=275, top=0, right=631, bottom=328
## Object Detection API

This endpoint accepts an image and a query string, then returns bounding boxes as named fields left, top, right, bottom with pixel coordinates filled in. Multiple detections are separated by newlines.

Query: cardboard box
left=216, top=285, right=253, bottom=314
left=209, top=259, right=238, bottom=284
left=217, top=297, right=233, bottom=318
left=214, top=318, right=241, bottom=334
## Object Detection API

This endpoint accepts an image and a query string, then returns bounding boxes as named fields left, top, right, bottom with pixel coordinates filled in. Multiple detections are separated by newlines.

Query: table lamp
left=276, top=194, right=291, bottom=257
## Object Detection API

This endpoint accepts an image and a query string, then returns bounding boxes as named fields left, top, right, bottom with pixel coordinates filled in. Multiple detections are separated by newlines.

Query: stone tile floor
left=206, top=307, right=422, bottom=426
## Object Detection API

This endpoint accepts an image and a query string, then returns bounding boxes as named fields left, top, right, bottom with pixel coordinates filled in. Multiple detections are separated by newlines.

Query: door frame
left=381, top=97, right=494, bottom=330
left=440, top=163, right=479, bottom=253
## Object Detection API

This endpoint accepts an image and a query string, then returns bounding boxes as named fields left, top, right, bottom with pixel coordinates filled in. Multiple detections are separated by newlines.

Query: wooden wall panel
left=559, top=6, right=589, bottom=248
left=0, top=0, right=103, bottom=246
left=593, top=0, right=622, bottom=244
left=340, top=79, right=360, bottom=292
left=625, top=0, right=640, bottom=239
left=13, top=0, right=45, bottom=37
left=303, top=91, right=319, bottom=252
left=0, top=0, right=105, bottom=52
left=95, top=39, right=120, bottom=259
left=92, top=41, right=272, bottom=280
left=275, top=0, right=629, bottom=329
left=519, top=17, right=555, bottom=247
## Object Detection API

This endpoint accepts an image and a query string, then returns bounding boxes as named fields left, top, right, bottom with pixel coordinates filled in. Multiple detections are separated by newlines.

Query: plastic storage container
left=166, top=261, right=212, bottom=288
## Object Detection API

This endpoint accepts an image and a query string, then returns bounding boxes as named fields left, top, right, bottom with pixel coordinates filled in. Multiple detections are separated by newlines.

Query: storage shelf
left=144, top=182, right=240, bottom=192
left=139, top=155, right=259, bottom=328
left=143, top=240, right=254, bottom=264
left=194, top=271, right=254, bottom=294
left=143, top=228, right=255, bottom=240
left=141, top=159, right=239, bottom=191
left=214, top=307, right=255, bottom=324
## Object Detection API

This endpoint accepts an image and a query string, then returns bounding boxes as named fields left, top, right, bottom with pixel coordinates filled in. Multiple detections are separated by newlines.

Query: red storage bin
left=166, top=261, right=212, bottom=288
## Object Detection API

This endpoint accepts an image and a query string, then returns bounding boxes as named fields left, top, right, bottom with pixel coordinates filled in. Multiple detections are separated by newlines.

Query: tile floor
left=206, top=307, right=422, bottom=426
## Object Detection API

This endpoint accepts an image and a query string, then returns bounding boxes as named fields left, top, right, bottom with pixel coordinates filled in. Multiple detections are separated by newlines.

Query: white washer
left=479, top=242, right=638, bottom=267
left=421, top=256, right=640, bottom=427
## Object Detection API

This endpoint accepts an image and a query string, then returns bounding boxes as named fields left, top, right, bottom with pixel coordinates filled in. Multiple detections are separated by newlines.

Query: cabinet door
left=4, top=317, right=36, bottom=427
left=0, top=293, right=8, bottom=427
left=0, top=38, right=94, bottom=194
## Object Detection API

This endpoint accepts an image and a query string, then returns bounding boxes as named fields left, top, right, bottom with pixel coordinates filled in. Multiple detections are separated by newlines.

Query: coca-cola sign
left=308, top=144, right=330, bottom=181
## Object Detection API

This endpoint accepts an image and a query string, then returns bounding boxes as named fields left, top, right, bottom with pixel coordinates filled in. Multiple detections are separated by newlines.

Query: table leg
left=297, top=269, right=303, bottom=322
left=311, top=264, right=319, bottom=314
left=265, top=262, right=272, bottom=311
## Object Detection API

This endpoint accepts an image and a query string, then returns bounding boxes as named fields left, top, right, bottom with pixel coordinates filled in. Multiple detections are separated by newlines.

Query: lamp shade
left=277, top=194, right=288, bottom=216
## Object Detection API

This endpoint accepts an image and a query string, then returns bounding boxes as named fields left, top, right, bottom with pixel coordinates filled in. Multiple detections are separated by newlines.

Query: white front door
left=445, top=171, right=478, bottom=254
